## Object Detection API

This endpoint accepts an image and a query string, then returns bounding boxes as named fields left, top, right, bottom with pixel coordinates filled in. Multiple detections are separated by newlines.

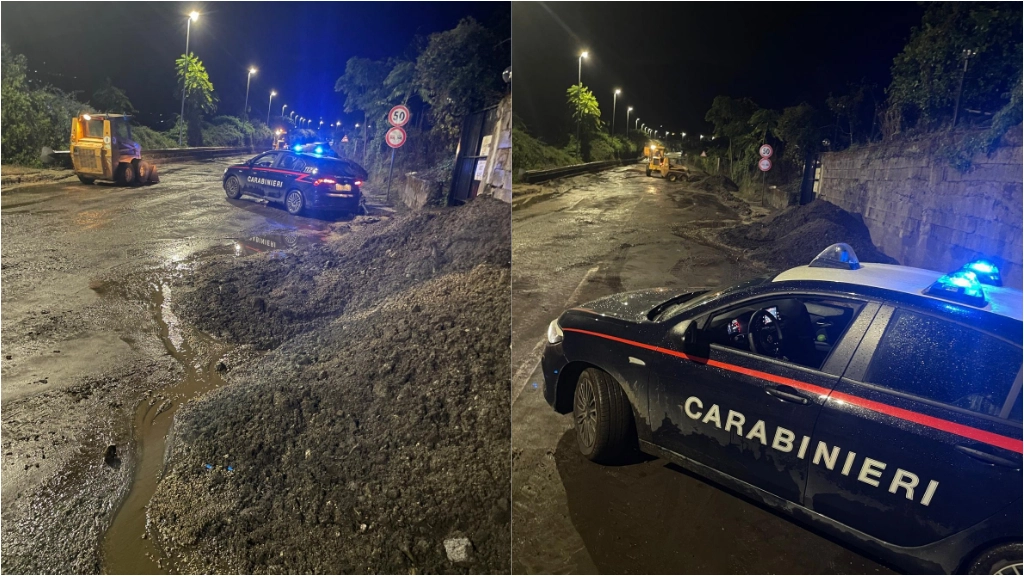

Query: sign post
left=384, top=105, right=411, bottom=200
left=758, top=144, right=773, bottom=206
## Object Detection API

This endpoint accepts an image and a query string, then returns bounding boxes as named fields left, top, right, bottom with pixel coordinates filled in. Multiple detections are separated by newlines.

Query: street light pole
left=281, top=104, right=287, bottom=121
left=626, top=106, right=633, bottom=137
left=178, top=11, right=199, bottom=147
left=612, top=89, right=620, bottom=136
left=267, top=91, right=276, bottom=125
left=243, top=67, right=256, bottom=119
left=576, top=51, right=588, bottom=160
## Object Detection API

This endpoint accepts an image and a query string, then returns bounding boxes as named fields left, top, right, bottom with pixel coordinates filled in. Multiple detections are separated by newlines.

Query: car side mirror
left=678, top=317, right=707, bottom=357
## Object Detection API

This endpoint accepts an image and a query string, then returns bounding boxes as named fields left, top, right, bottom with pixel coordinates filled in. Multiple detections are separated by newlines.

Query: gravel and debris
left=717, top=198, right=897, bottom=270
left=148, top=197, right=511, bottom=573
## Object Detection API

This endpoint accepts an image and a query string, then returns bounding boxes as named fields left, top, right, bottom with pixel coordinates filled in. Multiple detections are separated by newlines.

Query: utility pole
left=951, top=48, right=976, bottom=131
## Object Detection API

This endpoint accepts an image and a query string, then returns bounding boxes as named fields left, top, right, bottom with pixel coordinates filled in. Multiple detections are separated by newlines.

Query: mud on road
left=2, top=157, right=510, bottom=573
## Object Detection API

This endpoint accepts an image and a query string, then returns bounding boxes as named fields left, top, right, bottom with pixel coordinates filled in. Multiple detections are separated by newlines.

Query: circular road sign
left=385, top=126, right=407, bottom=148
left=759, top=144, right=774, bottom=158
left=758, top=157, right=772, bottom=172
left=388, top=105, right=411, bottom=127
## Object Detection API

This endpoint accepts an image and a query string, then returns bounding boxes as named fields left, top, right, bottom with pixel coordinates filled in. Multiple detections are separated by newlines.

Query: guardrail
left=145, top=146, right=253, bottom=162
left=520, top=157, right=640, bottom=184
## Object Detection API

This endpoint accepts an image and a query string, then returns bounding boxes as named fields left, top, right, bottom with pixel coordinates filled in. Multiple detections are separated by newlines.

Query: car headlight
left=547, top=319, right=563, bottom=344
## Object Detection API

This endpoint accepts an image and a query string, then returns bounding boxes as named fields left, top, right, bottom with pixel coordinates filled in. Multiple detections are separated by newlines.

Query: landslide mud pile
left=150, top=198, right=511, bottom=573
left=718, top=199, right=897, bottom=270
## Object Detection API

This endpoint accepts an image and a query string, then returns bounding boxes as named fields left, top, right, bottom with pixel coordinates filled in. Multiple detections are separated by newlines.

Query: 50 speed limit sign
left=759, top=144, right=774, bottom=158
left=385, top=126, right=407, bottom=148
left=388, top=105, right=411, bottom=127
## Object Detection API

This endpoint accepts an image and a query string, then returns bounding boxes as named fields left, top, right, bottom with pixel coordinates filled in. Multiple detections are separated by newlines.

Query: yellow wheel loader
left=645, top=144, right=689, bottom=182
left=46, top=113, right=159, bottom=186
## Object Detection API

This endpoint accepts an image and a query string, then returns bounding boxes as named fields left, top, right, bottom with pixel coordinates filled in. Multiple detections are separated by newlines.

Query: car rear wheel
left=573, top=368, right=634, bottom=463
left=968, top=543, right=1023, bottom=575
left=285, top=189, right=305, bottom=215
left=224, top=176, right=243, bottom=199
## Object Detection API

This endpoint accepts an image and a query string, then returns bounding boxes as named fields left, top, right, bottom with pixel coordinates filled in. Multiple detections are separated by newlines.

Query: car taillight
left=314, top=178, right=336, bottom=186
left=354, top=180, right=363, bottom=186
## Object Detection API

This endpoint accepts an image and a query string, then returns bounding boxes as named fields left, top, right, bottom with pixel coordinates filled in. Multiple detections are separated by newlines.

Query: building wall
left=478, top=94, right=512, bottom=203
left=817, top=128, right=1023, bottom=288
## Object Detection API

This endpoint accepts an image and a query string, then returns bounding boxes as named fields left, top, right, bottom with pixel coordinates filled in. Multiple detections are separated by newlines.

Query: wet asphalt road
left=510, top=165, right=893, bottom=574
left=0, top=157, right=378, bottom=573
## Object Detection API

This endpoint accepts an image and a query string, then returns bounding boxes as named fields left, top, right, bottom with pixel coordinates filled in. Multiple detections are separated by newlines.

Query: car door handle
left=955, top=445, right=1022, bottom=469
left=766, top=386, right=810, bottom=405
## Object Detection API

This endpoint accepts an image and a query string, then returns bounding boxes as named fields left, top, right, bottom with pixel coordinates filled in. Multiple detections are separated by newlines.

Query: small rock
left=444, top=537, right=472, bottom=563
left=5, top=355, right=10, bottom=360
left=215, top=361, right=227, bottom=372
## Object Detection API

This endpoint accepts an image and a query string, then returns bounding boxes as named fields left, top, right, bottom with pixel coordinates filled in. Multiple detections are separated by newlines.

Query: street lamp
left=626, top=106, right=633, bottom=136
left=178, top=10, right=200, bottom=146
left=612, top=89, right=621, bottom=136
left=243, top=67, right=257, bottom=119
left=575, top=50, right=588, bottom=159
left=267, top=90, right=276, bottom=125
left=281, top=103, right=287, bottom=118
left=635, top=117, right=640, bottom=131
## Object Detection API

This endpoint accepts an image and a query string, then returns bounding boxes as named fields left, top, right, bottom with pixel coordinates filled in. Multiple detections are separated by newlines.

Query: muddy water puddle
left=100, top=282, right=232, bottom=574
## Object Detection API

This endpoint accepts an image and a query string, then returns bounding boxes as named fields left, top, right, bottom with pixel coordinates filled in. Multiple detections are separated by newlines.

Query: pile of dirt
left=149, top=196, right=511, bottom=573
left=690, top=173, right=739, bottom=193
left=150, top=265, right=510, bottom=573
left=176, top=197, right=511, bottom=349
left=718, top=199, right=898, bottom=270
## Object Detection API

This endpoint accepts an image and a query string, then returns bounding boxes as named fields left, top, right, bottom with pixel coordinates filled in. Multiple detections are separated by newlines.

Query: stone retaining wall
left=817, top=128, right=1023, bottom=288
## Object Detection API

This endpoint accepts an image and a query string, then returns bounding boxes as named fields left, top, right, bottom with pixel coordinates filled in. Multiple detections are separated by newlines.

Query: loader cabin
left=71, top=113, right=152, bottom=185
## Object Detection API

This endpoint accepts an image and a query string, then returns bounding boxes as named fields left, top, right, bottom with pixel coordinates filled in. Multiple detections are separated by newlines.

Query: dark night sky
left=2, top=2, right=508, bottom=129
left=512, top=2, right=926, bottom=144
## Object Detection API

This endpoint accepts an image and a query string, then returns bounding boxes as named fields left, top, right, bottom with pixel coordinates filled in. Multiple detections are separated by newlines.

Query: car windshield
left=314, top=157, right=368, bottom=180
left=655, top=274, right=775, bottom=321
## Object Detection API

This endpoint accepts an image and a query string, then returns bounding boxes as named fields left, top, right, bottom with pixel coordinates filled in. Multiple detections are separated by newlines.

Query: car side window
left=278, top=154, right=305, bottom=171
left=863, top=309, right=1022, bottom=418
left=706, top=295, right=863, bottom=370
left=252, top=153, right=277, bottom=168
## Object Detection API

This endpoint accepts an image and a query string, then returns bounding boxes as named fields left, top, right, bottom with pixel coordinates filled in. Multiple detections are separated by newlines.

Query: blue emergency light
left=962, top=259, right=1002, bottom=286
left=293, top=144, right=303, bottom=152
left=315, top=146, right=324, bottom=155
left=809, top=243, right=861, bottom=270
left=924, top=269, right=987, bottom=307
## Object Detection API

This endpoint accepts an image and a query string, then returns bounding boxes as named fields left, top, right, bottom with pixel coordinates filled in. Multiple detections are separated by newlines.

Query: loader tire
left=133, top=159, right=152, bottom=186
left=77, top=175, right=96, bottom=185
left=645, top=168, right=652, bottom=177
left=668, top=173, right=678, bottom=182
left=115, top=162, right=135, bottom=186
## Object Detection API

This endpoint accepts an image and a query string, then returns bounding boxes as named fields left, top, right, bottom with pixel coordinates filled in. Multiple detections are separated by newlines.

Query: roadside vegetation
left=698, top=2, right=1022, bottom=194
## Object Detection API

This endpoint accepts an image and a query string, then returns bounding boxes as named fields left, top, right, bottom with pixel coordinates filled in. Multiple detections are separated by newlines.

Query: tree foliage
left=565, top=83, right=603, bottom=161
left=176, top=52, right=218, bottom=145
left=92, top=78, right=137, bottom=115
left=887, top=2, right=1022, bottom=132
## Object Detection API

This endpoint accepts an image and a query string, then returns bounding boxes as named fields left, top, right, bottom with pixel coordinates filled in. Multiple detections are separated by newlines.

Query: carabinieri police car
left=222, top=148, right=368, bottom=215
left=542, top=244, right=1022, bottom=575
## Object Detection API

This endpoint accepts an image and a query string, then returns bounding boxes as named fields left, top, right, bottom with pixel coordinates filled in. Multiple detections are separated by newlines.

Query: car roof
left=773, top=263, right=1023, bottom=322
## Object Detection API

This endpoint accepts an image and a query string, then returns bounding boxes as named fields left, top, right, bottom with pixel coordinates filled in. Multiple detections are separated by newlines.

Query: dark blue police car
left=222, top=149, right=368, bottom=215
left=542, top=243, right=1022, bottom=575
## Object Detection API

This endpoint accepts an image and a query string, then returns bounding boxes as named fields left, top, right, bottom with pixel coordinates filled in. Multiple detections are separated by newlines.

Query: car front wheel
left=285, top=189, right=305, bottom=215
left=968, top=543, right=1023, bottom=575
left=224, top=176, right=242, bottom=199
left=573, top=368, right=635, bottom=463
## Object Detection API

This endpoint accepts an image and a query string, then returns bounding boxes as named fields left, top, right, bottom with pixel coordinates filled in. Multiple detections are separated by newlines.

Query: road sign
left=341, top=135, right=349, bottom=143
left=700, top=151, right=707, bottom=157
left=385, top=126, right=407, bottom=148
left=759, top=144, right=774, bottom=158
left=388, top=105, right=411, bottom=127
left=758, top=157, right=772, bottom=172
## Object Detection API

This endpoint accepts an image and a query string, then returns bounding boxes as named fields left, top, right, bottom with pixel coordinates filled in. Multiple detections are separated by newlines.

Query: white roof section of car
left=773, top=263, right=1023, bottom=322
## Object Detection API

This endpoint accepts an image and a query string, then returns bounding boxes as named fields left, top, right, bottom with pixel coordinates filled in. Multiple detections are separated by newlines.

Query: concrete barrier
left=520, top=157, right=639, bottom=184
left=145, top=146, right=252, bottom=162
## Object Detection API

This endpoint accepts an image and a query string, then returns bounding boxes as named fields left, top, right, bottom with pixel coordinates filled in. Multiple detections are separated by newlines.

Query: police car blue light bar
left=315, top=146, right=324, bottom=155
left=809, top=243, right=861, bottom=270
left=924, top=269, right=987, bottom=307
left=962, top=259, right=1002, bottom=286
left=293, top=144, right=303, bottom=152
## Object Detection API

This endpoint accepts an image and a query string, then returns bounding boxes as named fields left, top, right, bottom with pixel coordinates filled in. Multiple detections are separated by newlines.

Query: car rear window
left=314, top=158, right=367, bottom=180
left=864, top=309, right=1023, bottom=418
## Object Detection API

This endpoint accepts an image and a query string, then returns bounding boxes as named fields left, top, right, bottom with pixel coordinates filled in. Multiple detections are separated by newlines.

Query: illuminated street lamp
left=626, top=106, right=633, bottom=136
left=267, top=90, right=276, bottom=124
left=612, top=89, right=621, bottom=135
left=178, top=10, right=200, bottom=146
left=575, top=50, right=588, bottom=159
left=243, top=67, right=257, bottom=119
left=281, top=103, right=287, bottom=118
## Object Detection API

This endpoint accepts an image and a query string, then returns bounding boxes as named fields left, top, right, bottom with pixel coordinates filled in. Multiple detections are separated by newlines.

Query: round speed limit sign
left=385, top=126, right=407, bottom=148
left=388, top=105, right=411, bottom=127
left=759, top=144, right=774, bottom=158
